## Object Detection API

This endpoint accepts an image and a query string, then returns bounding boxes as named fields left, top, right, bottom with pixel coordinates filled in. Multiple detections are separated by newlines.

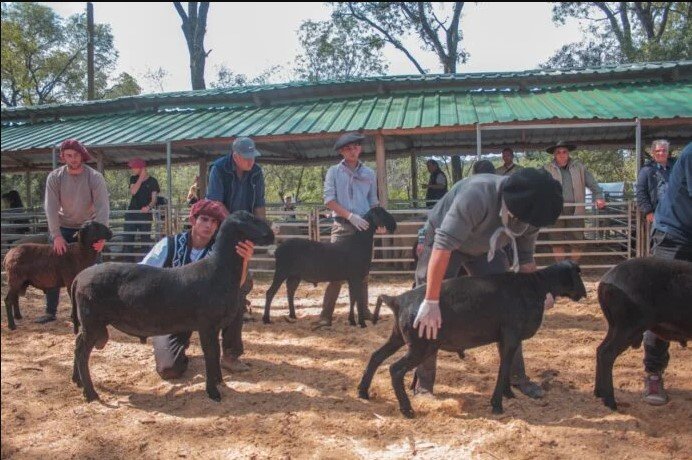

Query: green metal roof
left=2, top=61, right=691, bottom=171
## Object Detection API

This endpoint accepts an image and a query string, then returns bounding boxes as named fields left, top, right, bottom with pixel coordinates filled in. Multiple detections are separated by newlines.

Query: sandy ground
left=1, top=275, right=691, bottom=459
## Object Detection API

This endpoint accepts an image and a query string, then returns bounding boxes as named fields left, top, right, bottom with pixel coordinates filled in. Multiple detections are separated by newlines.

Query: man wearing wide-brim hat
left=544, top=141, right=605, bottom=263
left=315, top=132, right=379, bottom=328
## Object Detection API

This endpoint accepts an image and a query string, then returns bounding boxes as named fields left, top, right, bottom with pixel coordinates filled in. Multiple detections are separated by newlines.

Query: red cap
left=127, top=158, right=146, bottom=169
left=60, top=139, right=91, bottom=162
left=189, top=199, right=229, bottom=224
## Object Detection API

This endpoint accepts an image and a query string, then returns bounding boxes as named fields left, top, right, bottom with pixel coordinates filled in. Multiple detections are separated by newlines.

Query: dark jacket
left=206, top=155, right=266, bottom=214
left=654, top=145, right=691, bottom=243
left=425, top=169, right=448, bottom=207
left=636, top=157, right=677, bottom=215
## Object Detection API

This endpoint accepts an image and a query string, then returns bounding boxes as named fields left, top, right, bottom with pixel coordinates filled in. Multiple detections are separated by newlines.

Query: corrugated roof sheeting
left=3, top=61, right=689, bottom=119
left=3, top=82, right=691, bottom=154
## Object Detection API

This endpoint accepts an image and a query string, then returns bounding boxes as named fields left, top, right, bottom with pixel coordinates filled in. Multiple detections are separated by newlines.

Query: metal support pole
left=410, top=151, right=418, bottom=207
left=52, top=144, right=58, bottom=170
left=375, top=133, right=388, bottom=207
left=24, top=170, right=32, bottom=209
left=166, top=141, right=173, bottom=235
left=476, top=124, right=482, bottom=160
left=635, top=118, right=643, bottom=257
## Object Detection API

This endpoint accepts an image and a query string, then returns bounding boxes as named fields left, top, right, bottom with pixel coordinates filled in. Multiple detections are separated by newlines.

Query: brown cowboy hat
left=546, top=140, right=576, bottom=154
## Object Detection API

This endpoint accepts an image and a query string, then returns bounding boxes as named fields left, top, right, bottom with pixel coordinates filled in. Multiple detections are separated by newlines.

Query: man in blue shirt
left=206, top=137, right=265, bottom=371
left=641, top=142, right=691, bottom=406
left=207, top=137, right=266, bottom=220
left=316, top=132, right=379, bottom=327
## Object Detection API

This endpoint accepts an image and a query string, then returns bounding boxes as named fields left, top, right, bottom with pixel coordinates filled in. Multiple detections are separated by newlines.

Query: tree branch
left=346, top=3, right=428, bottom=74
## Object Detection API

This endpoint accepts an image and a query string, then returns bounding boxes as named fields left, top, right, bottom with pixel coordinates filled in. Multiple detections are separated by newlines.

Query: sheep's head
left=76, top=221, right=113, bottom=247
left=364, top=207, right=397, bottom=234
left=219, top=211, right=275, bottom=247
left=551, top=260, right=587, bottom=301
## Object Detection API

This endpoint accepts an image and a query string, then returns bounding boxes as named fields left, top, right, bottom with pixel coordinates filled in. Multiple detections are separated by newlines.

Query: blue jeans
left=45, top=227, right=80, bottom=316
left=644, top=230, right=692, bottom=374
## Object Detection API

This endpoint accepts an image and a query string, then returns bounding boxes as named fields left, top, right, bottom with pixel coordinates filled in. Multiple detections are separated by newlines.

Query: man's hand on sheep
left=347, top=213, right=369, bottom=231
left=413, top=299, right=442, bottom=340
left=235, top=240, right=255, bottom=261
left=92, top=240, right=106, bottom=252
left=236, top=240, right=255, bottom=287
left=53, top=236, right=68, bottom=255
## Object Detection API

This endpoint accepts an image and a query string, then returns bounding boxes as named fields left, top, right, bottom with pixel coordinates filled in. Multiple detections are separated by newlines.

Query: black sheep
left=595, top=257, right=692, bottom=409
left=263, top=207, right=397, bottom=327
left=359, top=261, right=586, bottom=417
left=70, top=211, right=274, bottom=402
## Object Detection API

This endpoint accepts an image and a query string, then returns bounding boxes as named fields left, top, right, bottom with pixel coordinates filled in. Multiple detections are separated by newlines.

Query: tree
left=102, top=72, right=142, bottom=99
left=547, top=2, right=691, bottom=66
left=173, top=2, right=210, bottom=90
left=1, top=2, right=139, bottom=107
left=295, top=17, right=388, bottom=82
left=210, top=64, right=286, bottom=88
left=331, top=2, right=467, bottom=74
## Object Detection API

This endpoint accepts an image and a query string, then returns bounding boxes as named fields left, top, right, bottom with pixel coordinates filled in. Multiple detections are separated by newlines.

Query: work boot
left=221, top=355, right=250, bottom=372
left=34, top=314, right=56, bottom=324
left=643, top=373, right=668, bottom=406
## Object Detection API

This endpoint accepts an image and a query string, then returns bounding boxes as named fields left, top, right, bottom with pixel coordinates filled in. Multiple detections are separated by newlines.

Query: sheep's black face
left=78, top=221, right=113, bottom=245
left=559, top=260, right=587, bottom=301
left=221, top=211, right=275, bottom=246
left=364, top=207, right=397, bottom=234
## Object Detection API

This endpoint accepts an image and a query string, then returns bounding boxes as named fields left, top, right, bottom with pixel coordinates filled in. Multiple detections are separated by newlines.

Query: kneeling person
left=141, top=200, right=255, bottom=379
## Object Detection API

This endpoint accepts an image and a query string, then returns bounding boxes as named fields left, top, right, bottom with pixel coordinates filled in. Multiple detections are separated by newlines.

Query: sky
left=44, top=2, right=584, bottom=94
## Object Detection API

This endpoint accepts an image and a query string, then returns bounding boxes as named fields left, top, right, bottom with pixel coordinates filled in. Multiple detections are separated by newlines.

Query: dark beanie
left=502, top=168, right=563, bottom=227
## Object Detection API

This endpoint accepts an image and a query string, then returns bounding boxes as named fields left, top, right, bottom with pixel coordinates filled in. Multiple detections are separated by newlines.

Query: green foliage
left=547, top=2, right=691, bottom=66
left=330, top=2, right=467, bottom=74
left=295, top=17, right=388, bottom=82
left=1, top=2, right=140, bottom=107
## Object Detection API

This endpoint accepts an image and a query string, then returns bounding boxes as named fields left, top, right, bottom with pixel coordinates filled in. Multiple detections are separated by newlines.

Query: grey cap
left=232, top=137, right=261, bottom=159
left=333, top=132, right=365, bottom=151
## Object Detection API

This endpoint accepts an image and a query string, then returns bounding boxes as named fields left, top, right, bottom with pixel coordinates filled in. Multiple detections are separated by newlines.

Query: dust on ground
left=2, top=276, right=690, bottom=459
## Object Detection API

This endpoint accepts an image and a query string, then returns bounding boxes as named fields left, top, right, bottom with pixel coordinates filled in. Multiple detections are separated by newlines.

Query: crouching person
left=141, top=199, right=255, bottom=379
left=413, top=168, right=563, bottom=399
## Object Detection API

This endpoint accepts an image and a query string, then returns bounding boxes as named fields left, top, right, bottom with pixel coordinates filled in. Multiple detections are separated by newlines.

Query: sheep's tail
left=70, top=279, right=80, bottom=334
left=373, top=294, right=398, bottom=325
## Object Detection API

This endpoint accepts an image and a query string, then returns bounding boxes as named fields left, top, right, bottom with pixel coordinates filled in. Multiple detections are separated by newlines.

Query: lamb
left=70, top=211, right=274, bottom=402
left=2, top=220, right=112, bottom=330
left=359, top=260, right=586, bottom=417
left=594, top=257, right=692, bottom=409
left=263, top=207, right=397, bottom=327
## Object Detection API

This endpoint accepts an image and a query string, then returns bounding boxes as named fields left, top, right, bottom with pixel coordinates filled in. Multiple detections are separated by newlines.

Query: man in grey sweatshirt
left=37, top=139, right=110, bottom=324
left=412, top=168, right=563, bottom=398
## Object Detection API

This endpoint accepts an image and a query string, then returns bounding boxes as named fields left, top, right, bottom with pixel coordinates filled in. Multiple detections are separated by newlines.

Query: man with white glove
left=316, top=132, right=379, bottom=327
left=413, top=168, right=563, bottom=399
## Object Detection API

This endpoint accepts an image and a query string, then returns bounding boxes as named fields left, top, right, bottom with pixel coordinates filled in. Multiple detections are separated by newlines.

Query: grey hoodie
left=430, top=174, right=539, bottom=266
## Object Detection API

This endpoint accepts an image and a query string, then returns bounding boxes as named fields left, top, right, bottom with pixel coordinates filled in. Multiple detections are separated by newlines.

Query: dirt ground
left=2, top=275, right=690, bottom=459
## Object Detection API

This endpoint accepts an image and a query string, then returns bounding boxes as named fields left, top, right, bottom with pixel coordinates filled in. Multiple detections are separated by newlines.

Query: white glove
left=413, top=299, right=442, bottom=340
left=347, top=212, right=369, bottom=231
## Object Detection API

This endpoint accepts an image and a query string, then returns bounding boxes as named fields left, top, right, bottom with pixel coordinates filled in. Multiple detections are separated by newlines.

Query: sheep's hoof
left=503, top=387, right=516, bottom=399
left=357, top=388, right=369, bottom=400
left=7, top=322, right=17, bottom=331
left=491, top=405, right=504, bottom=414
left=400, top=407, right=415, bottom=419
left=603, top=397, right=617, bottom=410
left=207, top=388, right=221, bottom=402
left=348, top=318, right=356, bottom=326
left=14, top=312, right=22, bottom=320
left=283, top=316, right=296, bottom=323
left=457, top=350, right=466, bottom=359
left=594, top=388, right=602, bottom=398
left=84, top=391, right=99, bottom=403
left=289, top=313, right=297, bottom=320
left=262, top=316, right=271, bottom=325
left=359, top=322, right=367, bottom=328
